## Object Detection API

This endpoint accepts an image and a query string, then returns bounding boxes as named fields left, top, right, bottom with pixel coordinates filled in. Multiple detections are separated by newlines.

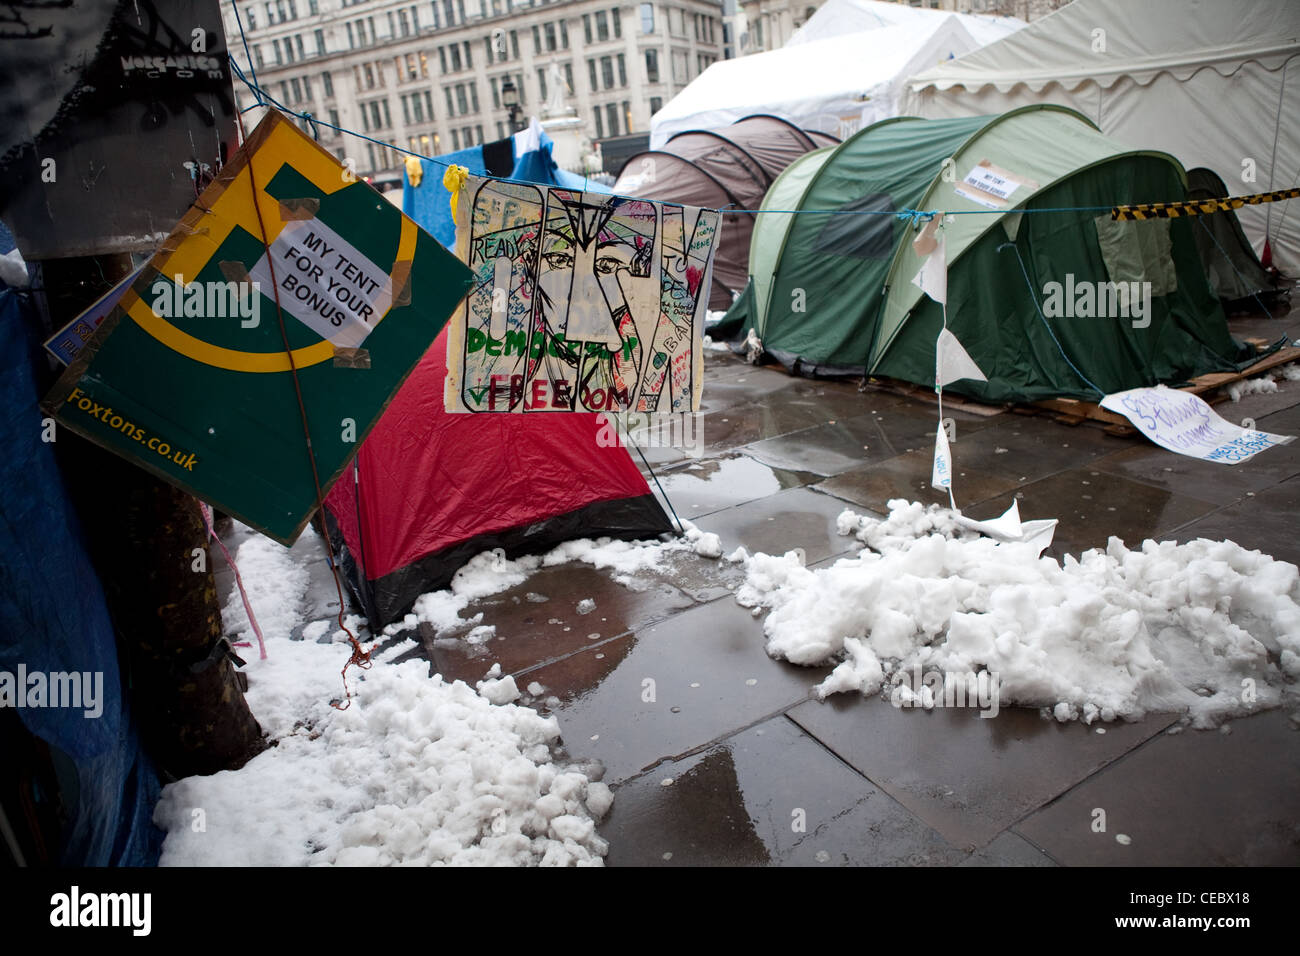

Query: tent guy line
left=224, top=54, right=1293, bottom=230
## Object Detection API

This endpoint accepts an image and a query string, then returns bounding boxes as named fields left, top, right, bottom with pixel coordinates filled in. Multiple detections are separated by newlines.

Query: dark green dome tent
left=722, top=106, right=1261, bottom=403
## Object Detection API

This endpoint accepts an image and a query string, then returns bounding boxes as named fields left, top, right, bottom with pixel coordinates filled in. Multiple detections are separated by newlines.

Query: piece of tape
left=390, top=259, right=413, bottom=308
left=279, top=197, right=321, bottom=221
left=334, top=346, right=371, bottom=369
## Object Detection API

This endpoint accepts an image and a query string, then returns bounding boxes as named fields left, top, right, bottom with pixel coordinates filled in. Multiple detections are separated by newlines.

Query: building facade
left=222, top=0, right=726, bottom=180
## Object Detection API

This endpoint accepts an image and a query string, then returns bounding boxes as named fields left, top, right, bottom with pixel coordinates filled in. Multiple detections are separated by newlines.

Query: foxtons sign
left=42, top=110, right=473, bottom=543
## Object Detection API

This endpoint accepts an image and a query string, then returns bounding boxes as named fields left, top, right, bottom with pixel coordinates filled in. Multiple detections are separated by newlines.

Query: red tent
left=324, top=327, right=673, bottom=628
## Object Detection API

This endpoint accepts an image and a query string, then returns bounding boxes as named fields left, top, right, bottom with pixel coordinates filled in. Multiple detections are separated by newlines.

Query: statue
left=544, top=62, right=571, bottom=117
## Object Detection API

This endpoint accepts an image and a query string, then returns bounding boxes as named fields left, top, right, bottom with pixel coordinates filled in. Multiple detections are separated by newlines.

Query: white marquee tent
left=649, top=2, right=1022, bottom=148
left=903, top=0, right=1300, bottom=278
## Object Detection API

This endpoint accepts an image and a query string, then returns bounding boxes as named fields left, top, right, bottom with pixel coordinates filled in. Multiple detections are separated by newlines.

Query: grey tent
left=613, top=114, right=837, bottom=310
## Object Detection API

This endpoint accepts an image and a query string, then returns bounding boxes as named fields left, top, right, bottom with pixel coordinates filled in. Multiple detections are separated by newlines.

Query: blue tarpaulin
left=0, top=286, right=163, bottom=866
left=403, top=126, right=609, bottom=248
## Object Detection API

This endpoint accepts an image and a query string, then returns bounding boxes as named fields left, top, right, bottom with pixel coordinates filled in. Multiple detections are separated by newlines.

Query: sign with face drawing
left=445, top=176, right=718, bottom=413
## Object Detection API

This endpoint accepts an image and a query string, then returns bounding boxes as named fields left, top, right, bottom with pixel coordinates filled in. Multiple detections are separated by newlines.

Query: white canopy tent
left=787, top=0, right=1020, bottom=49
left=649, top=4, right=1022, bottom=148
left=903, top=0, right=1300, bottom=279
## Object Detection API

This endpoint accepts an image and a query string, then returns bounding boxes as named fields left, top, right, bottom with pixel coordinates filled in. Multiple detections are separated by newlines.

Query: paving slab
left=525, top=596, right=832, bottom=784
left=814, top=448, right=1022, bottom=513
left=1015, top=709, right=1300, bottom=866
left=958, top=831, right=1059, bottom=867
left=602, top=714, right=965, bottom=866
left=1169, top=474, right=1300, bottom=565
left=419, top=563, right=696, bottom=685
left=962, top=468, right=1221, bottom=558
left=742, top=404, right=999, bottom=478
left=653, top=453, right=821, bottom=519
left=1091, top=439, right=1300, bottom=507
left=693, top=485, right=863, bottom=565
left=944, top=415, right=1125, bottom=485
left=788, top=693, right=1177, bottom=850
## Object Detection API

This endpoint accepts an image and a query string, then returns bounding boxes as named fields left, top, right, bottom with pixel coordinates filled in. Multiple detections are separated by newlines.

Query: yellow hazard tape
left=1111, top=186, right=1300, bottom=220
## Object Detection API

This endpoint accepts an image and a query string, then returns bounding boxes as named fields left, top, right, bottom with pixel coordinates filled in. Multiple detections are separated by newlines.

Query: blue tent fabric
left=0, top=288, right=163, bottom=866
left=403, top=130, right=609, bottom=247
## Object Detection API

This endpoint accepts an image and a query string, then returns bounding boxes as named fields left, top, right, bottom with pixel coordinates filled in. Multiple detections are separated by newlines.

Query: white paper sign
left=912, top=233, right=947, bottom=305
left=932, top=422, right=953, bottom=489
left=1100, top=386, right=1294, bottom=464
left=955, top=159, right=1039, bottom=210
left=935, top=328, right=987, bottom=388
left=249, top=217, right=393, bottom=349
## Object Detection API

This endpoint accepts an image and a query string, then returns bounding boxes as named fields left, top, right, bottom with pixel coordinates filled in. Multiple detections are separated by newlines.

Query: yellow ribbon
left=443, top=164, right=469, bottom=221
left=404, top=155, right=424, bottom=188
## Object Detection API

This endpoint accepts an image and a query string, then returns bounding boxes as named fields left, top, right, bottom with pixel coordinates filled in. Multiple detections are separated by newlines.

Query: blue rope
left=996, top=241, right=1107, bottom=399
left=229, top=0, right=264, bottom=106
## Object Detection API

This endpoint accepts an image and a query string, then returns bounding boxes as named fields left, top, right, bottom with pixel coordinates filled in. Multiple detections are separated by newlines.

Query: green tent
left=723, top=106, right=1261, bottom=403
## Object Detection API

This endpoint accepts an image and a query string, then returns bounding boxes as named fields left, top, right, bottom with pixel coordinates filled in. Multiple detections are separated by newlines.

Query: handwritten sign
left=1100, top=386, right=1293, bottom=464
left=955, top=159, right=1039, bottom=210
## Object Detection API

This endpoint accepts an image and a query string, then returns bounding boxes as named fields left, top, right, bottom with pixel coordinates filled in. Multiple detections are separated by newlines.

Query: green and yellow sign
left=43, top=110, right=473, bottom=543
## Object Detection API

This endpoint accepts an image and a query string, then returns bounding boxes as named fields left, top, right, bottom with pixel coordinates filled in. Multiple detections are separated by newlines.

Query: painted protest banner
left=1100, top=386, right=1294, bottom=465
left=42, top=110, right=474, bottom=543
left=45, top=266, right=143, bottom=366
left=443, top=175, right=718, bottom=414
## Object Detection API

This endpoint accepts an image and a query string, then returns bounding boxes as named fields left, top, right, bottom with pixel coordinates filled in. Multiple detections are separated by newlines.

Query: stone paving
left=221, top=309, right=1300, bottom=866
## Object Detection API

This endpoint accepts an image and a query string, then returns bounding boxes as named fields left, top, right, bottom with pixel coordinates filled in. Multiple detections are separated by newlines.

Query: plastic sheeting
left=0, top=288, right=162, bottom=865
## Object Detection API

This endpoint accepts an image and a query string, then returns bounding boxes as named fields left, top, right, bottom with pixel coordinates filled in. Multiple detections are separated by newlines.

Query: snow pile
left=155, top=659, right=612, bottom=866
left=738, top=500, right=1300, bottom=727
left=1228, top=362, right=1300, bottom=401
left=156, top=529, right=613, bottom=866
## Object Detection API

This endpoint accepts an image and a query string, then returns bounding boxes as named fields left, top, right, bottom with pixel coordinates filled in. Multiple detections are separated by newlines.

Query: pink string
left=198, top=501, right=268, bottom=660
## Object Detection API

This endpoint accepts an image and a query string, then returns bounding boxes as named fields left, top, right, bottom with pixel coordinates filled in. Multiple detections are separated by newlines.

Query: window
left=671, top=49, right=687, bottom=83
left=273, top=38, right=283, bottom=64
left=329, top=107, right=340, bottom=130
left=606, top=102, right=619, bottom=136
left=476, top=125, right=485, bottom=144
left=649, top=95, right=662, bottom=114
left=399, top=8, right=410, bottom=35
left=623, top=100, right=632, bottom=132
left=401, top=95, right=412, bottom=124
left=470, top=81, right=480, bottom=112
left=564, top=61, right=573, bottom=91
left=510, top=29, right=519, bottom=59
left=496, top=120, right=505, bottom=139
left=364, top=62, right=375, bottom=88
left=613, top=8, right=621, bottom=37
left=600, top=55, right=613, bottom=89
left=639, top=2, right=654, bottom=33
left=254, top=44, right=265, bottom=69
left=456, top=84, right=468, bottom=114
left=595, top=10, right=608, bottom=41
left=346, top=22, right=354, bottom=48
left=443, top=0, right=455, bottom=26
left=322, top=70, right=334, bottom=97
left=450, top=44, right=461, bottom=70
left=438, top=47, right=447, bottom=72
left=560, top=20, right=568, bottom=48
left=420, top=133, right=432, bottom=154
left=532, top=24, right=541, bottom=54
left=593, top=107, right=603, bottom=138
left=314, top=28, right=325, bottom=55
left=411, top=92, right=425, bottom=121
left=303, top=75, right=312, bottom=99
left=452, top=128, right=461, bottom=149
left=544, top=22, right=556, bottom=51
left=587, top=59, right=597, bottom=92
left=490, top=75, right=500, bottom=108
left=464, top=40, right=474, bottom=68
left=247, top=8, right=257, bottom=29
left=582, top=14, right=591, bottom=44
left=445, top=87, right=454, bottom=114
left=295, top=35, right=305, bottom=59
left=537, top=68, right=547, bottom=102
left=424, top=90, right=434, bottom=118
left=669, top=7, right=684, bottom=37
left=616, top=53, right=625, bottom=87
left=645, top=48, right=658, bottom=83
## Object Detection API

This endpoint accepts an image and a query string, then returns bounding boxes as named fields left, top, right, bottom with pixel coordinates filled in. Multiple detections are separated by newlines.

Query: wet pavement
left=230, top=308, right=1300, bottom=866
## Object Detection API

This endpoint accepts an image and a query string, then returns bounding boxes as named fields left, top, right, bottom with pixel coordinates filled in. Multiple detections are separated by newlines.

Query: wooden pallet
left=1028, top=346, right=1300, bottom=434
